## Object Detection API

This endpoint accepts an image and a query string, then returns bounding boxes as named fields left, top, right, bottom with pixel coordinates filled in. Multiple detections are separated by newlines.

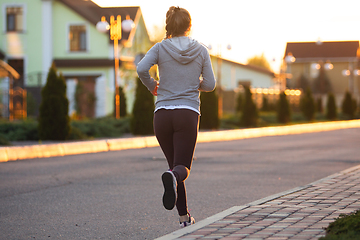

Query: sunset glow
left=92, top=0, right=360, bottom=72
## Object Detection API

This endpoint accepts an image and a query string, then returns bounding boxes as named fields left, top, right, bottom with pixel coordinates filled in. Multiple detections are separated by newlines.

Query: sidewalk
left=156, top=165, right=360, bottom=240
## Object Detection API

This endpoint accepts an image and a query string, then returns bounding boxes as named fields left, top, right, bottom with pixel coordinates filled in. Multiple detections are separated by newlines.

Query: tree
left=240, top=86, right=258, bottom=127
left=199, top=90, right=219, bottom=130
left=341, top=91, right=356, bottom=119
left=261, top=96, right=270, bottom=112
left=300, top=87, right=316, bottom=121
left=316, top=97, right=323, bottom=113
left=277, top=91, right=291, bottom=123
left=235, top=92, right=243, bottom=113
left=130, top=78, right=155, bottom=135
left=118, top=86, right=127, bottom=117
left=38, top=63, right=71, bottom=140
left=246, top=53, right=271, bottom=70
left=295, top=74, right=310, bottom=90
left=326, top=93, right=337, bottom=120
left=312, top=67, right=332, bottom=94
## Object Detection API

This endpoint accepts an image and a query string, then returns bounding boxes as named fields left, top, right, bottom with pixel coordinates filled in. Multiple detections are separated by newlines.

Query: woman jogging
left=136, top=6, right=216, bottom=227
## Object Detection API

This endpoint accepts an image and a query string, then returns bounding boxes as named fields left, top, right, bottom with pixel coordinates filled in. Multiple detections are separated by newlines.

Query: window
left=69, top=25, right=87, bottom=52
left=6, top=7, right=23, bottom=32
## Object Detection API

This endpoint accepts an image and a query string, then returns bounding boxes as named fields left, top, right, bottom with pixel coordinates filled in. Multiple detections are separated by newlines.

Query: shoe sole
left=162, top=172, right=176, bottom=210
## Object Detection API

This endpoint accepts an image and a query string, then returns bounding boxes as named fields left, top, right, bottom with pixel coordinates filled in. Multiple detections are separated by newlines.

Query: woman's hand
left=151, top=82, right=159, bottom=96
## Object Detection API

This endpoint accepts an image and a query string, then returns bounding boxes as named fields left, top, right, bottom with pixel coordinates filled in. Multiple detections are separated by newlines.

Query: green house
left=0, top=0, right=152, bottom=118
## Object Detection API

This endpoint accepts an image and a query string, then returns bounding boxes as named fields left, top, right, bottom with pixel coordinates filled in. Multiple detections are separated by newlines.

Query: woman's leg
left=154, top=109, right=175, bottom=169
left=154, top=109, right=199, bottom=216
left=171, top=109, right=199, bottom=216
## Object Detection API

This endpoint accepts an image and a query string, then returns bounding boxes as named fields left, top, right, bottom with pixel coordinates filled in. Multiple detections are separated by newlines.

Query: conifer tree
left=326, top=93, right=337, bottom=120
left=277, top=91, right=291, bottom=123
left=240, top=86, right=258, bottom=127
left=118, top=86, right=127, bottom=117
left=342, top=91, right=355, bottom=119
left=199, top=89, right=219, bottom=130
left=261, top=96, right=270, bottom=112
left=300, top=87, right=316, bottom=121
left=38, top=63, right=71, bottom=140
left=130, top=78, right=155, bottom=135
left=235, top=92, right=243, bottom=113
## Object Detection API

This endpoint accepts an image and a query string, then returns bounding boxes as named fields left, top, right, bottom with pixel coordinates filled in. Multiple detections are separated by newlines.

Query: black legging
left=154, top=109, right=199, bottom=216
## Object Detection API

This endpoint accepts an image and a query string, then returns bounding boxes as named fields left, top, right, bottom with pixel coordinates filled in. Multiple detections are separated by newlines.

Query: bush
left=326, top=93, right=337, bottom=120
left=200, top=90, right=219, bottom=130
left=70, top=116, right=130, bottom=139
left=38, top=64, right=71, bottom=140
left=119, top=86, right=127, bottom=117
left=130, top=78, right=155, bottom=135
left=240, top=86, right=258, bottom=127
left=277, top=91, right=291, bottom=124
left=320, top=210, right=360, bottom=240
left=261, top=96, right=270, bottom=112
left=342, top=91, right=356, bottom=119
left=0, top=120, right=39, bottom=141
left=300, top=87, right=315, bottom=121
left=0, top=133, right=11, bottom=145
left=316, top=97, right=323, bottom=113
left=235, top=92, right=243, bottom=113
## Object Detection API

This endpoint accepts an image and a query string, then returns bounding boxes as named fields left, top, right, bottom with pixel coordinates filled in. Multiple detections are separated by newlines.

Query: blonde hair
left=165, top=6, right=191, bottom=39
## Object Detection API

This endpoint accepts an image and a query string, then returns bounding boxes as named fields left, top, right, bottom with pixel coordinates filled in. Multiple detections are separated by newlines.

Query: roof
left=57, top=0, right=139, bottom=41
left=284, top=41, right=360, bottom=59
left=211, top=55, right=275, bottom=77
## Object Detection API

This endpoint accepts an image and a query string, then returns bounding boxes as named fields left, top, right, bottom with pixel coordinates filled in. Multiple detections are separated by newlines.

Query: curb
left=155, top=164, right=360, bottom=240
left=1, top=119, right=360, bottom=162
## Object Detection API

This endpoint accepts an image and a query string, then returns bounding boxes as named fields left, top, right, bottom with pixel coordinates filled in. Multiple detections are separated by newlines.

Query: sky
left=92, top=0, right=360, bottom=73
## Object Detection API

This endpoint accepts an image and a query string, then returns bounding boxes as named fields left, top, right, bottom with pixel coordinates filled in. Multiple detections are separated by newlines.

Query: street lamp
left=96, top=15, right=134, bottom=119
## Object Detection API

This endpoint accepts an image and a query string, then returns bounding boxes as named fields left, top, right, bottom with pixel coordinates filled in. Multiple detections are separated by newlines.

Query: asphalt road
left=0, top=128, right=359, bottom=240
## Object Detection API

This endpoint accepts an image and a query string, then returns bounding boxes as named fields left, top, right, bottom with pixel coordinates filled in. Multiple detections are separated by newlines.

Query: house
left=283, top=41, right=360, bottom=105
left=0, top=0, right=152, bottom=118
left=210, top=55, right=276, bottom=112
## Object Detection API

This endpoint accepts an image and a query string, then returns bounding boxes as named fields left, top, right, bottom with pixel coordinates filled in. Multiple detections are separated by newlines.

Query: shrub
left=130, top=78, right=155, bottom=135
left=326, top=93, right=337, bottom=120
left=235, top=92, right=243, bottom=113
left=300, top=87, right=316, bottom=121
left=38, top=64, right=71, bottom=140
left=341, top=91, right=356, bottom=119
left=240, top=86, right=258, bottom=127
left=277, top=91, right=291, bottom=123
left=200, top=89, right=219, bottom=130
left=0, top=120, right=38, bottom=142
left=119, top=86, right=127, bottom=117
left=316, top=97, right=323, bottom=113
left=261, top=96, right=270, bottom=112
left=320, top=210, right=360, bottom=240
left=70, top=116, right=130, bottom=139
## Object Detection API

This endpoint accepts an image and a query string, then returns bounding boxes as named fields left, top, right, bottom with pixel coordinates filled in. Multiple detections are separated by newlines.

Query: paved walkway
left=157, top=165, right=360, bottom=240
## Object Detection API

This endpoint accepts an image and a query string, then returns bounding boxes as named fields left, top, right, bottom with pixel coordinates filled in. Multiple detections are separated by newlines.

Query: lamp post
left=96, top=15, right=134, bottom=119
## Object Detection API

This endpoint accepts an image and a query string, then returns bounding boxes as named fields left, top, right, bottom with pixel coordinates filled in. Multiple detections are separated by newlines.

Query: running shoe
left=161, top=170, right=177, bottom=210
left=180, top=214, right=195, bottom=228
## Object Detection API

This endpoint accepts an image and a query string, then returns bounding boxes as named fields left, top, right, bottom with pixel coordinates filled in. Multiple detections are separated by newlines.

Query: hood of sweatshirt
left=161, top=37, right=203, bottom=64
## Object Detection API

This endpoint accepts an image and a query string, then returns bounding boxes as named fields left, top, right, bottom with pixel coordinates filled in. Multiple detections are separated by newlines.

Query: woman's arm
left=199, top=50, right=216, bottom=92
left=136, top=44, right=159, bottom=94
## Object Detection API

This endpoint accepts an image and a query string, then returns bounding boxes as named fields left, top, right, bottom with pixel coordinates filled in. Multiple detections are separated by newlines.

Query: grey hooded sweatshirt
left=136, top=36, right=216, bottom=113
